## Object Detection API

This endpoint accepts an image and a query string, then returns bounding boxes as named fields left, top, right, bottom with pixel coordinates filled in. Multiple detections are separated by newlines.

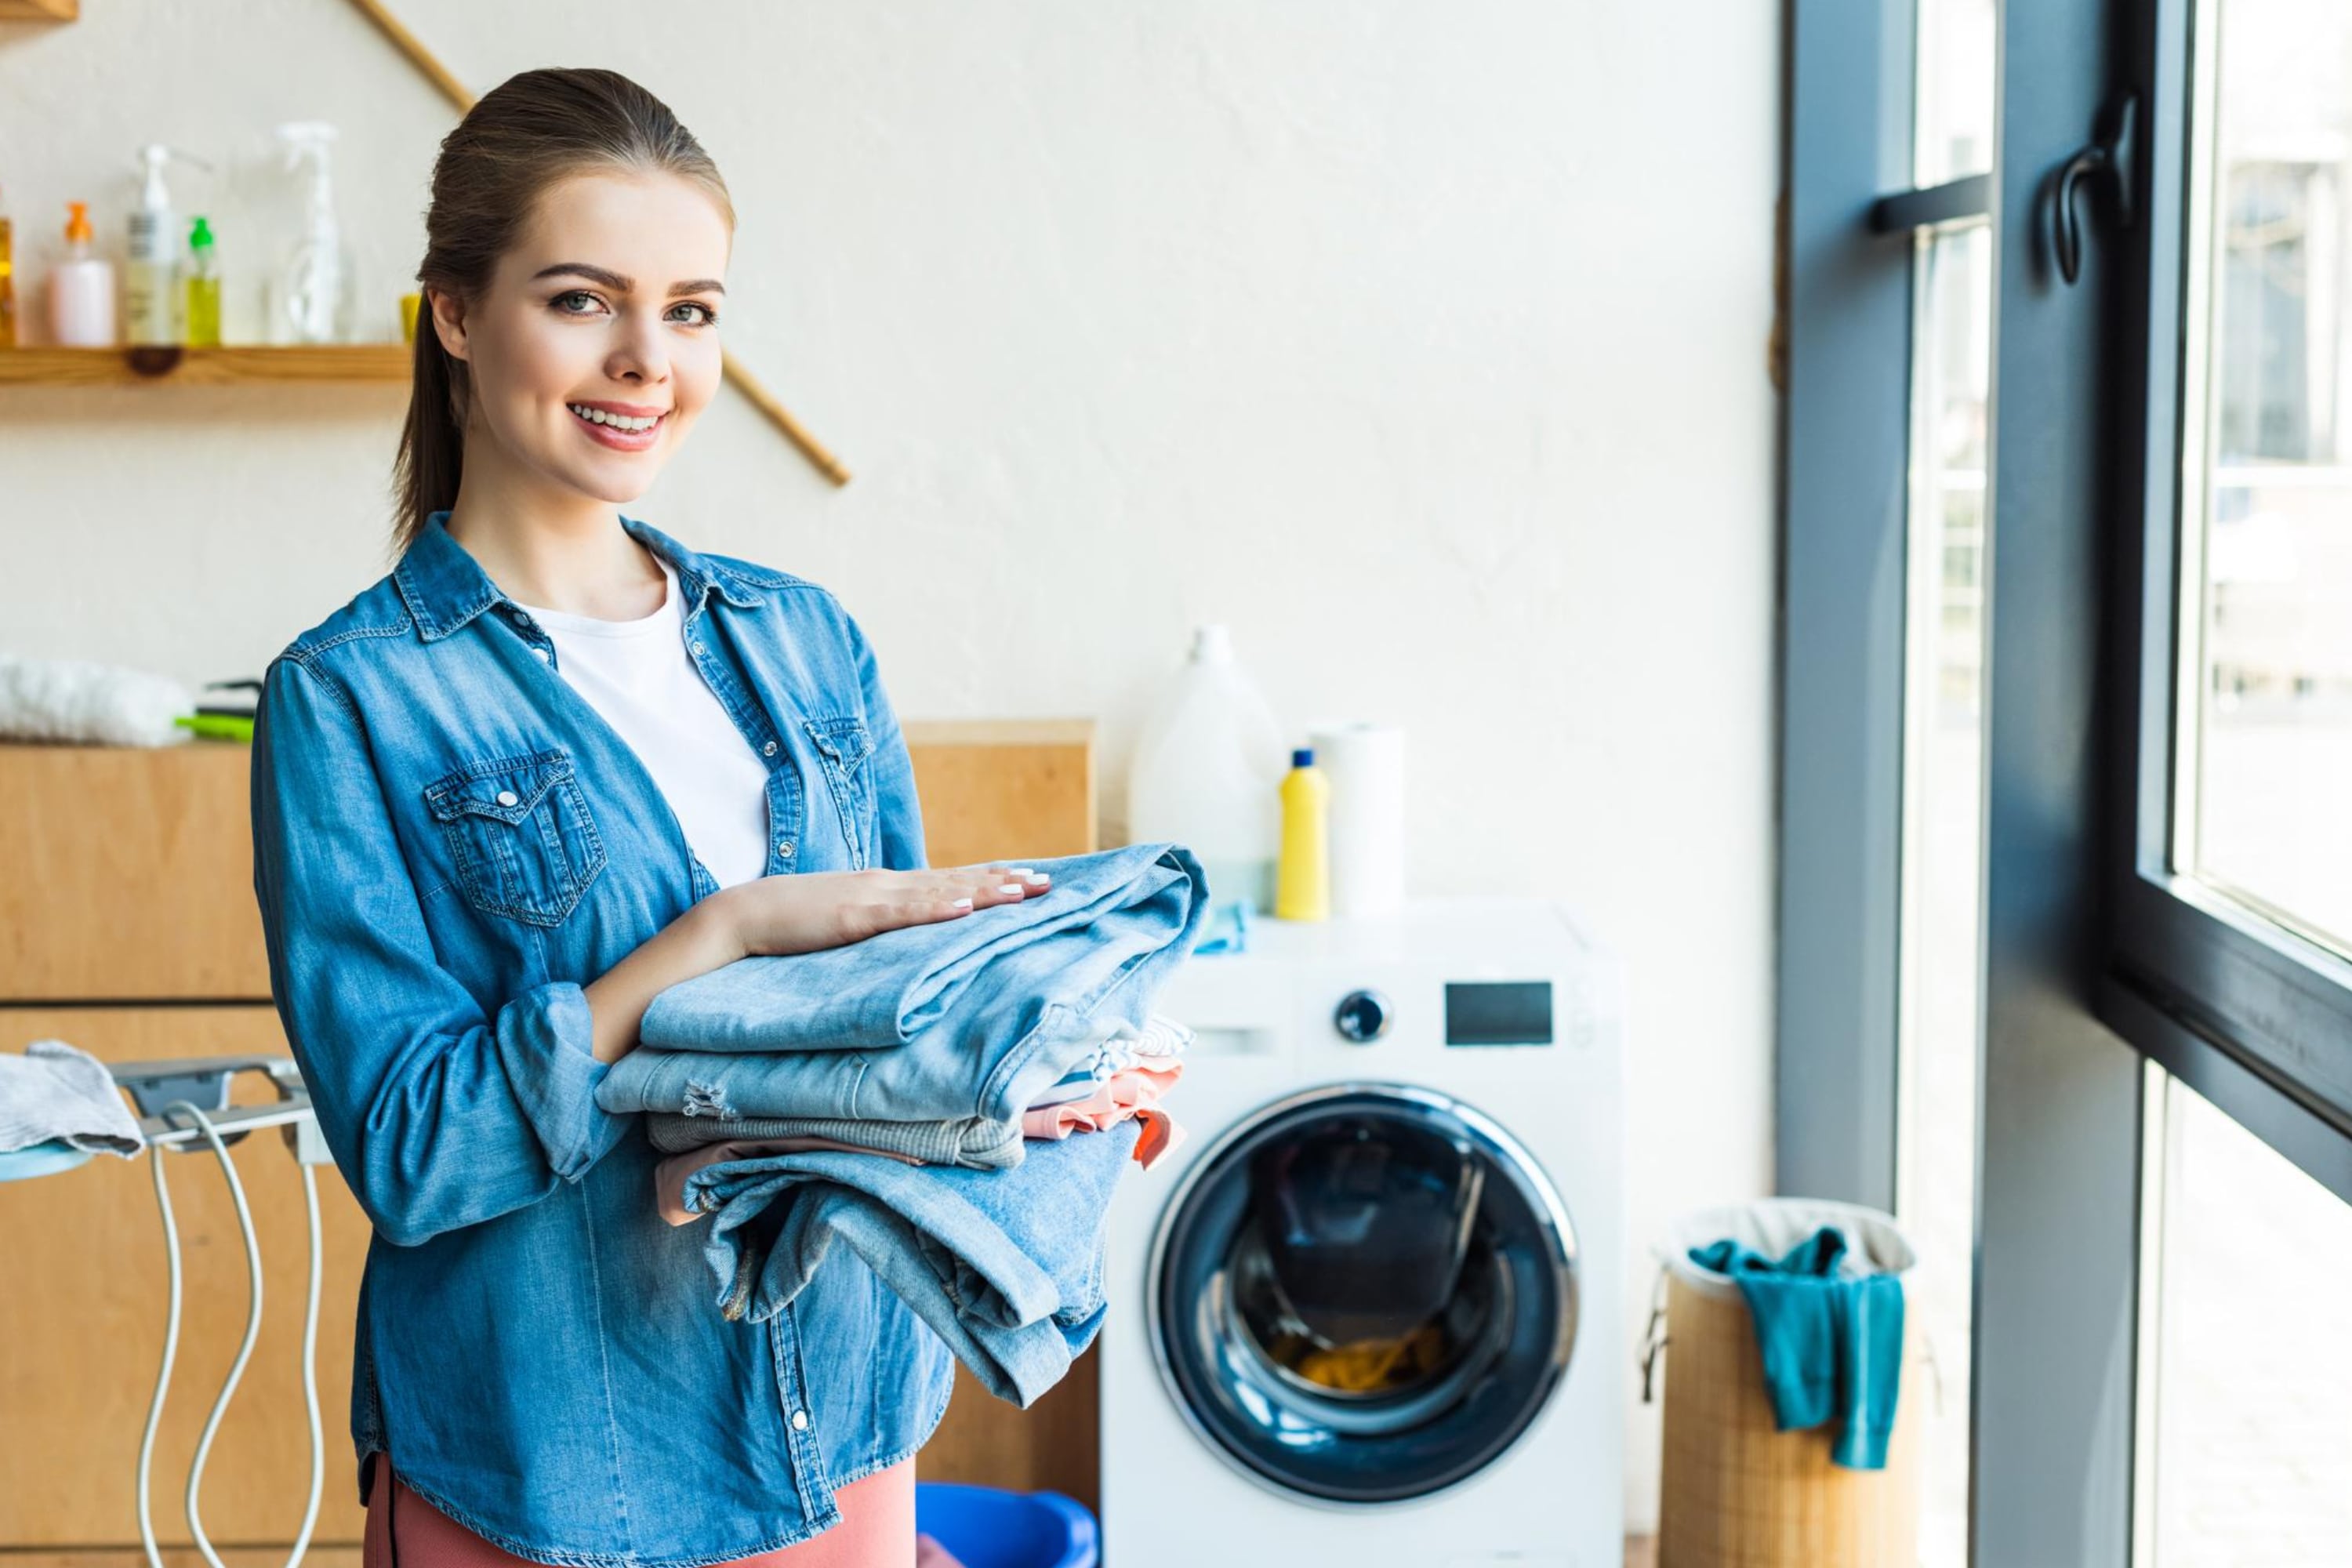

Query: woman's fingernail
left=999, top=884, right=1023, bottom=895
left=953, top=897, right=974, bottom=909
left=1020, top=872, right=1050, bottom=884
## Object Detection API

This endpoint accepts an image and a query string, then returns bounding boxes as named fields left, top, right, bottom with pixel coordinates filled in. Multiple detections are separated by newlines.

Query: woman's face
left=431, top=170, right=731, bottom=503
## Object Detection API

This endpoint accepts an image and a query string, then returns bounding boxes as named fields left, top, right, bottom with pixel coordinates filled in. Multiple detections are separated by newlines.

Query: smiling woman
left=244, top=65, right=1040, bottom=1568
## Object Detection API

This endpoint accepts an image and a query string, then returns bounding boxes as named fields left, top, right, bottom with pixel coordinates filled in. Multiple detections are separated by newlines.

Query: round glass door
left=1148, top=1083, right=1578, bottom=1504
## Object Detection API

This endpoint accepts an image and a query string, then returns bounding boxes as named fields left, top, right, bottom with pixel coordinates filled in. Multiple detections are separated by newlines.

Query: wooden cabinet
left=0, top=722, right=1100, bottom=1559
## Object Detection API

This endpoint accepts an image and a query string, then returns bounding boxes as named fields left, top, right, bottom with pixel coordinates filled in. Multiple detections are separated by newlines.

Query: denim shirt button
left=789, top=1410, right=810, bottom=1432
left=532, top=646, right=551, bottom=663
left=777, top=840, right=795, bottom=858
left=761, top=740, right=778, bottom=757
left=689, top=640, right=706, bottom=656
left=495, top=789, right=520, bottom=808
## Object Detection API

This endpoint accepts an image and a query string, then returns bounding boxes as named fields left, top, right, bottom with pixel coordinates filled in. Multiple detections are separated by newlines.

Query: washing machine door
left=1149, top=1083, right=1578, bottom=1504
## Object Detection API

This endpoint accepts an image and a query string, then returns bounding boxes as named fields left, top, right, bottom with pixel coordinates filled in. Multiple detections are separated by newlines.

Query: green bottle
left=183, top=216, right=220, bottom=347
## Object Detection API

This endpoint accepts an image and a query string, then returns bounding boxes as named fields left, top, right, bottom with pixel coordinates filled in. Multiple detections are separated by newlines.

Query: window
left=2145, top=1073, right=2352, bottom=1566
left=2125, top=3, right=2352, bottom=1560
left=2176, top=0, right=2352, bottom=955
left=1896, top=6, right=1994, bottom=1563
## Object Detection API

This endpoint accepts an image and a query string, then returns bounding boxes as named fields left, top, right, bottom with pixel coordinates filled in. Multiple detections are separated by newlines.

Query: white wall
left=0, top=0, right=1779, bottom=1530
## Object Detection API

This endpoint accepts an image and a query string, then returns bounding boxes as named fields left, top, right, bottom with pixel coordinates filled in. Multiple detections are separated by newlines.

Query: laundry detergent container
left=1652, top=1199, right=1922, bottom=1568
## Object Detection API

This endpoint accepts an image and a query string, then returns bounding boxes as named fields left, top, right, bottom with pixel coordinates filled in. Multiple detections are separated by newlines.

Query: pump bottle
left=126, top=144, right=193, bottom=347
left=48, top=201, right=115, bottom=347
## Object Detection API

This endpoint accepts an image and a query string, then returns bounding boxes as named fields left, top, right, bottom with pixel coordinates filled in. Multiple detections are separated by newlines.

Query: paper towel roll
left=1308, top=721, right=1406, bottom=916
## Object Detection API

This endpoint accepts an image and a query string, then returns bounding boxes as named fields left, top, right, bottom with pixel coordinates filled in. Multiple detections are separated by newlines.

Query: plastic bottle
left=126, top=144, right=187, bottom=346
left=1127, top=624, right=1287, bottom=913
left=272, top=122, right=357, bottom=344
left=48, top=201, right=116, bottom=347
left=0, top=184, right=16, bottom=347
left=1274, top=748, right=1331, bottom=922
left=183, top=217, right=220, bottom=347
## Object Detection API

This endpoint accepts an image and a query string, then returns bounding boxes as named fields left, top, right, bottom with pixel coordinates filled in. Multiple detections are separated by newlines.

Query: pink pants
left=361, top=1457, right=915, bottom=1568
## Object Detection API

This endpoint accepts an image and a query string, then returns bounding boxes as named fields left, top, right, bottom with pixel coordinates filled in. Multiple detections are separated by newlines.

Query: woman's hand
left=710, top=862, right=1053, bottom=962
left=586, top=864, right=1049, bottom=1063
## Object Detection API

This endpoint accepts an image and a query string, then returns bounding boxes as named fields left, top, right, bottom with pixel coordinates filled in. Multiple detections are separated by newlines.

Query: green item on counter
left=175, top=713, right=252, bottom=742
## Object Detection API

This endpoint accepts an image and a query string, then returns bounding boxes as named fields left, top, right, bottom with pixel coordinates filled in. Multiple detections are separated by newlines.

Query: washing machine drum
left=1150, top=1085, right=1578, bottom=1504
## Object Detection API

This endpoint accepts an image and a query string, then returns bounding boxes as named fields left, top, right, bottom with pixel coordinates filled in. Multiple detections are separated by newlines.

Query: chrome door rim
left=1142, top=1080, right=1581, bottom=1508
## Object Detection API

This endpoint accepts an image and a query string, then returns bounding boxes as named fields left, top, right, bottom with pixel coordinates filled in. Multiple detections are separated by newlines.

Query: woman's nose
left=604, top=310, right=670, bottom=385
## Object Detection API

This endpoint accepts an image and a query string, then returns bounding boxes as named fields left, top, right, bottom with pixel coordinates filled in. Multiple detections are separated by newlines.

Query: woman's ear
left=427, top=286, right=472, bottom=362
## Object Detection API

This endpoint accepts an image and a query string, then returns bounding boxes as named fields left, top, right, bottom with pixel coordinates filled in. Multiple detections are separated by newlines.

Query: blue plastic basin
left=913, top=1482, right=1098, bottom=1568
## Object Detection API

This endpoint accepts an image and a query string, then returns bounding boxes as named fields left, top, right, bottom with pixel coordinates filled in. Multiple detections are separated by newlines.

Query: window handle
left=2052, top=93, right=2139, bottom=285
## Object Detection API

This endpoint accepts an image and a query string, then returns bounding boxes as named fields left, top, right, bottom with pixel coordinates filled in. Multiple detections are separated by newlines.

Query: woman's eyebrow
left=531, top=262, right=725, bottom=297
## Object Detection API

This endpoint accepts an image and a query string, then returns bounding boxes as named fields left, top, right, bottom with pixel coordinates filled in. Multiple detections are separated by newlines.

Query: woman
left=250, top=67, right=1044, bottom=1566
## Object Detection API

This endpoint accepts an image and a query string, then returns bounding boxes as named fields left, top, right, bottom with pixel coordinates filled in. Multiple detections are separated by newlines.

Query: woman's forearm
left=583, top=893, right=743, bottom=1065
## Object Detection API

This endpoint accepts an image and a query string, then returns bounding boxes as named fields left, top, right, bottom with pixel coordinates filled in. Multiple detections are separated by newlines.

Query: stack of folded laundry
left=596, top=841, right=1209, bottom=1407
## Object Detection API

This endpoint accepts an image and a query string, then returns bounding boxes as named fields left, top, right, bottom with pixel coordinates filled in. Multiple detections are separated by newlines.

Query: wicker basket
left=1654, top=1200, right=1922, bottom=1568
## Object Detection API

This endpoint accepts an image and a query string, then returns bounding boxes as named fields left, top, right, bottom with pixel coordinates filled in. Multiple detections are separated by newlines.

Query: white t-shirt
left=512, top=558, right=773, bottom=888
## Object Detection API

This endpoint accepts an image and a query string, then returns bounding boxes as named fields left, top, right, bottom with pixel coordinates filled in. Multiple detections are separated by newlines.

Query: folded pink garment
left=655, top=1136, right=923, bottom=1226
left=1021, top=1062, right=1186, bottom=1170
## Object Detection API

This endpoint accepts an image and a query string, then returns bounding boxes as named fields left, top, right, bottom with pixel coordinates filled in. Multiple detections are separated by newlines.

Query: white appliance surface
left=1099, top=898, right=1626, bottom=1567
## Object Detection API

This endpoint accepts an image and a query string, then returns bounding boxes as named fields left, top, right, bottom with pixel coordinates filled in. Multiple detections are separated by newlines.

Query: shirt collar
left=394, top=510, right=763, bottom=642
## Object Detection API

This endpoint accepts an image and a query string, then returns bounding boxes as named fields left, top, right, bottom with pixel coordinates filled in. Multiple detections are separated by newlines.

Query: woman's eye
left=553, top=290, right=604, bottom=315
left=670, top=301, right=720, bottom=328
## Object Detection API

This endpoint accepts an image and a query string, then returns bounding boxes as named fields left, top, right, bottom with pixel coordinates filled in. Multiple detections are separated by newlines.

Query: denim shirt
left=248, top=510, right=955, bottom=1566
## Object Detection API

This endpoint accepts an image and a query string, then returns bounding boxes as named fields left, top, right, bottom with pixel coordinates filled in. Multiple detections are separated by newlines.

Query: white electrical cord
left=136, top=1102, right=327, bottom=1568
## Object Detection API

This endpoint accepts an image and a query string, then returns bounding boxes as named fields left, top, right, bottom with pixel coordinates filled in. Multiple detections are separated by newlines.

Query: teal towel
left=1688, top=1226, right=1904, bottom=1469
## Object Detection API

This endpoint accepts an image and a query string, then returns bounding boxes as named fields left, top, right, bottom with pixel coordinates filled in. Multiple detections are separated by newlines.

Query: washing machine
left=1099, top=897, right=1625, bottom=1568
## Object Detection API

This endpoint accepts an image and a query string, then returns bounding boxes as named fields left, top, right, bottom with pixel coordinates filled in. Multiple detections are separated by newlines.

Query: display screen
left=1443, top=982, right=1554, bottom=1047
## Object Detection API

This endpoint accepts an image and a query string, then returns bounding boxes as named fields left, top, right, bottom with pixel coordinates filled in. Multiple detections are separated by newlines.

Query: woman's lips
left=568, top=405, right=666, bottom=451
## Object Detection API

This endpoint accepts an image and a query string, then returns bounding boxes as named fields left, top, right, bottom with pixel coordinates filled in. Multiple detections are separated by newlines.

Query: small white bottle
left=48, top=201, right=116, bottom=347
left=1127, top=624, right=1288, bottom=913
left=125, top=144, right=182, bottom=346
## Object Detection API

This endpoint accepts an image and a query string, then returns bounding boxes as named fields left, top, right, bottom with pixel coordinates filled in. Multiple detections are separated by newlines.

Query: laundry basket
left=1650, top=1199, right=1922, bottom=1568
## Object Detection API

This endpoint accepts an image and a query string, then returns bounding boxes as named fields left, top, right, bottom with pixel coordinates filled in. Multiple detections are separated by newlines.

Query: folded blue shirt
left=1688, top=1226, right=1904, bottom=1469
left=679, top=1120, right=1142, bottom=1408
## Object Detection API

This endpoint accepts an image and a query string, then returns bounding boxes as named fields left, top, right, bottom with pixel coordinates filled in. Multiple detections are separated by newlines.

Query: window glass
left=2148, top=1076, right=2352, bottom=1566
left=1897, top=219, right=1991, bottom=1568
left=2180, top=0, right=2352, bottom=950
left=1915, top=0, right=1996, bottom=185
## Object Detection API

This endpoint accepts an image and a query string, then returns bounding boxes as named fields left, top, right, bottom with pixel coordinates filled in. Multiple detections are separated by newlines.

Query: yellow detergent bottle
left=1275, top=747, right=1330, bottom=921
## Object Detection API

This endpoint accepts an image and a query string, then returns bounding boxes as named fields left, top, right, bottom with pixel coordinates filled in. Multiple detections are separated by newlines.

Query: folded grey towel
left=645, top=1110, right=1023, bottom=1170
left=0, top=1040, right=145, bottom=1156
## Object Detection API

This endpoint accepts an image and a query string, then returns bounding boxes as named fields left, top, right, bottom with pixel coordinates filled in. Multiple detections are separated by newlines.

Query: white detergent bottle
left=1127, top=624, right=1287, bottom=913
left=126, top=145, right=208, bottom=346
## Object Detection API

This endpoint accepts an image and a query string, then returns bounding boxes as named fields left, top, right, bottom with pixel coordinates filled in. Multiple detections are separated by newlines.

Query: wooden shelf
left=0, top=0, right=78, bottom=19
left=0, top=344, right=410, bottom=385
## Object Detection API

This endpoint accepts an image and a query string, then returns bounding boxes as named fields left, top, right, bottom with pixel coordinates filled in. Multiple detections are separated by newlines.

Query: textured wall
left=0, top=0, right=1779, bottom=1528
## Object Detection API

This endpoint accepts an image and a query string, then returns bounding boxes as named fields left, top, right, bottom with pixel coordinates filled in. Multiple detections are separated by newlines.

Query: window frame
left=2099, top=0, right=2352, bottom=1203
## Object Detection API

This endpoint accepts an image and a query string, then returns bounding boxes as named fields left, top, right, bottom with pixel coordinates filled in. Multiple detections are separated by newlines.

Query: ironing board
left=0, top=1054, right=317, bottom=1179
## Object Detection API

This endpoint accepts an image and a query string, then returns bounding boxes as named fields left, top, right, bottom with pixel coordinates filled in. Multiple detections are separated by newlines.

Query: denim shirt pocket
left=802, top=717, right=877, bottom=869
left=423, top=748, right=608, bottom=927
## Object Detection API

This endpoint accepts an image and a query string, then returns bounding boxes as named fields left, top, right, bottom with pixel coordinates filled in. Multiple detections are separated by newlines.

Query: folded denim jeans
left=598, top=844, right=1210, bottom=1131
left=632, top=843, right=1206, bottom=1053
left=645, top=1109, right=1023, bottom=1170
left=676, top=1119, right=1142, bottom=1407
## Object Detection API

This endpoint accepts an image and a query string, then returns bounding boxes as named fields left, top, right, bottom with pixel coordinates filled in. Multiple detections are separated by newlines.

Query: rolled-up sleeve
left=845, top=608, right=928, bottom=873
left=250, top=653, right=630, bottom=1247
